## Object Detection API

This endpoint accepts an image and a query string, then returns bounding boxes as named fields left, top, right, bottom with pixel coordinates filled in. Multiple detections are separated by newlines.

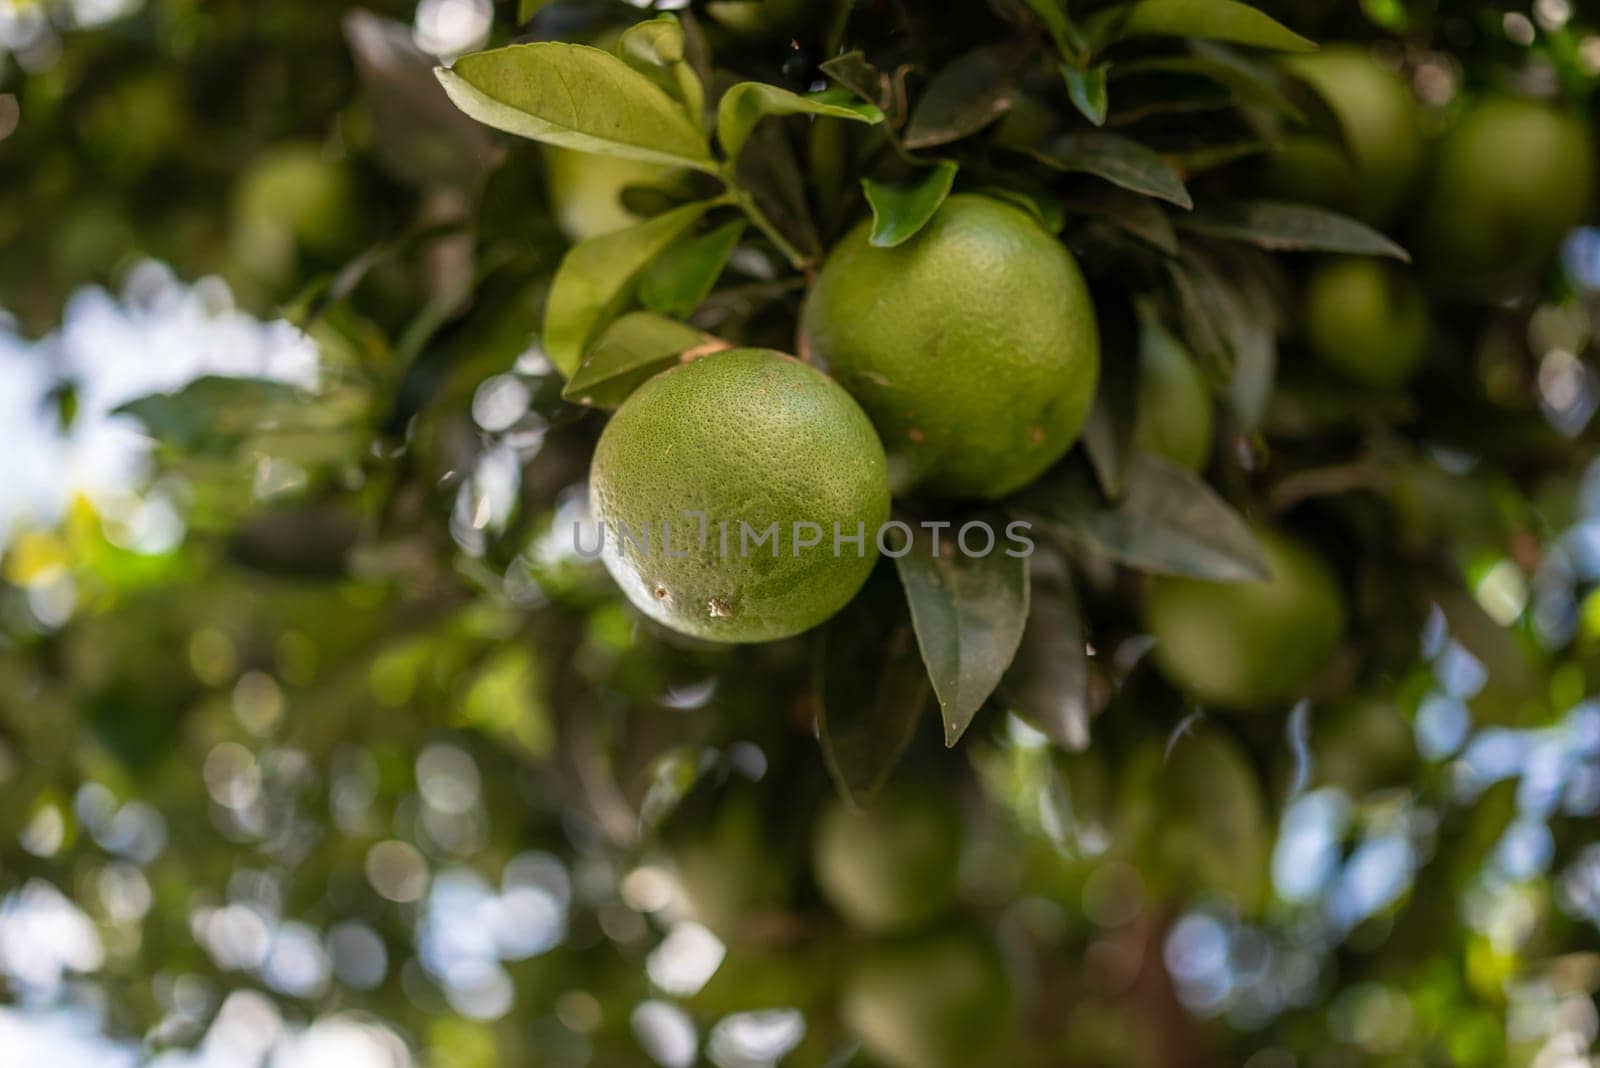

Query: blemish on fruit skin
left=652, top=585, right=668, bottom=601
left=907, top=427, right=925, bottom=444
left=1028, top=426, right=1044, bottom=444
left=707, top=597, right=733, bottom=619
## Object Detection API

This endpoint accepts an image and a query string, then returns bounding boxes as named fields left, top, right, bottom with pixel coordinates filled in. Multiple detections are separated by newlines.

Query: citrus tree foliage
left=4, top=0, right=1600, bottom=1065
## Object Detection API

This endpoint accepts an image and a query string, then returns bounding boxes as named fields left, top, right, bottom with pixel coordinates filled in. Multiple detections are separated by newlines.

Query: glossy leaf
left=862, top=161, right=959, bottom=248
left=543, top=200, right=714, bottom=377
left=717, top=83, right=882, bottom=163
left=814, top=562, right=931, bottom=805
left=1115, top=48, right=1304, bottom=120
left=1179, top=200, right=1411, bottom=260
left=1088, top=0, right=1316, bottom=53
left=639, top=219, right=746, bottom=318
left=1062, top=63, right=1109, bottom=126
left=561, top=312, right=710, bottom=408
left=1033, top=132, right=1193, bottom=209
left=1080, top=292, right=1141, bottom=498
left=436, top=42, right=714, bottom=170
left=1020, top=454, right=1269, bottom=581
left=894, top=524, right=1031, bottom=746
left=904, top=45, right=1018, bottom=150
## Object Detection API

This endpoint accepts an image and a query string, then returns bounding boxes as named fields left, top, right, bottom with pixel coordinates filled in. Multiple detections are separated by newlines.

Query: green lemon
left=1132, top=321, right=1213, bottom=471
left=1145, top=526, right=1344, bottom=708
left=1417, top=96, right=1595, bottom=279
left=801, top=194, right=1100, bottom=501
left=843, top=926, right=1017, bottom=1068
left=1304, top=256, right=1430, bottom=388
left=543, top=146, right=678, bottom=242
left=589, top=349, right=889, bottom=643
left=813, top=786, right=962, bottom=933
left=1264, top=46, right=1422, bottom=226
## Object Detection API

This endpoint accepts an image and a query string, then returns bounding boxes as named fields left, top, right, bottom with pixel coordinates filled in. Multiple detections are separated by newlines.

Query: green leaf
left=436, top=43, right=715, bottom=170
left=0, top=94, right=18, bottom=144
left=543, top=199, right=715, bottom=377
left=1073, top=187, right=1178, bottom=254
left=1080, top=295, right=1141, bottom=498
left=894, top=523, right=1031, bottom=746
left=115, top=377, right=323, bottom=457
left=516, top=0, right=550, bottom=24
left=862, top=161, right=959, bottom=248
left=1087, top=0, right=1316, bottom=53
left=617, top=14, right=704, bottom=126
left=562, top=311, right=710, bottom=407
left=1061, top=63, right=1109, bottom=126
left=1021, top=0, right=1081, bottom=53
left=1115, top=47, right=1305, bottom=120
left=717, top=82, right=882, bottom=163
left=1019, top=454, right=1269, bottom=581
left=639, top=219, right=746, bottom=318
left=904, top=45, right=1018, bottom=150
left=1178, top=200, right=1410, bottom=259
left=1000, top=554, right=1091, bottom=752
left=814, top=561, right=932, bottom=804
left=819, top=51, right=892, bottom=112
left=1032, top=132, right=1193, bottom=209
left=982, top=183, right=1066, bottom=233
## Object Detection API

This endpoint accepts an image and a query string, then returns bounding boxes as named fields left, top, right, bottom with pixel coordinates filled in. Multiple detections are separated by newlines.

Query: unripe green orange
left=588, top=349, right=889, bottom=643
left=1145, top=527, right=1344, bottom=708
left=543, top=146, right=677, bottom=242
left=1264, top=46, right=1422, bottom=225
left=813, top=786, right=962, bottom=933
left=842, top=926, right=1017, bottom=1068
left=1417, top=97, right=1595, bottom=279
left=801, top=194, right=1100, bottom=501
left=1304, top=256, right=1430, bottom=388
left=672, top=788, right=793, bottom=938
left=1132, top=322, right=1213, bottom=471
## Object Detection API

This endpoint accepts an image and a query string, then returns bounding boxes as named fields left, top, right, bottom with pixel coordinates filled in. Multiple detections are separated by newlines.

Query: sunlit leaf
left=543, top=199, right=715, bottom=377
left=1087, top=0, right=1316, bottom=53
left=436, top=42, right=715, bottom=170
left=717, top=82, right=882, bottom=163
left=639, top=219, right=746, bottom=318
left=894, top=523, right=1030, bottom=746
left=617, top=14, right=704, bottom=126
left=562, top=311, right=710, bottom=407
left=862, top=161, right=959, bottom=248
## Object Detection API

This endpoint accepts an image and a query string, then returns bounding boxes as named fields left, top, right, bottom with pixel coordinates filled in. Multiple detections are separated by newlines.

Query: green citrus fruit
left=1417, top=96, right=1595, bottom=279
left=1132, top=321, right=1213, bottom=471
left=672, top=787, right=793, bottom=938
left=813, top=786, right=962, bottom=933
left=1304, top=256, right=1430, bottom=388
left=543, top=146, right=678, bottom=242
left=1263, top=46, right=1422, bottom=225
left=589, top=349, right=889, bottom=643
left=1145, top=526, right=1344, bottom=708
left=843, top=926, right=1017, bottom=1068
left=233, top=143, right=355, bottom=253
left=801, top=194, right=1100, bottom=501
